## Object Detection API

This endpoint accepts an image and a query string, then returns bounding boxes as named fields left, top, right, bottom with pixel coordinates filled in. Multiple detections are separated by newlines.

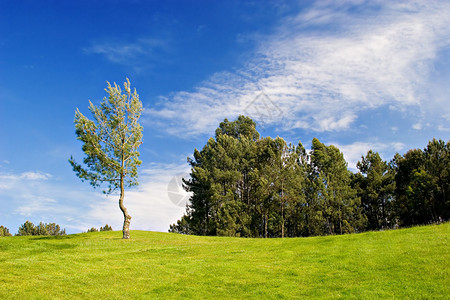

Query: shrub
left=0, top=225, right=12, bottom=237
left=17, top=220, right=37, bottom=236
left=100, top=224, right=112, bottom=231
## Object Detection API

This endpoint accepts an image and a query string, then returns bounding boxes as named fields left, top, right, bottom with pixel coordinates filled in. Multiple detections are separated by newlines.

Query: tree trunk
left=264, top=212, right=268, bottom=238
left=119, top=173, right=132, bottom=239
left=281, top=186, right=285, bottom=238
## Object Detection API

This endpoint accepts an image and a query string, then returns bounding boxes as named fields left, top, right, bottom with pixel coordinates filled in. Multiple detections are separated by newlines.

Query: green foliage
left=392, top=139, right=450, bottom=226
left=69, top=79, right=143, bottom=193
left=100, top=224, right=113, bottom=231
left=17, top=220, right=37, bottom=236
left=87, top=225, right=112, bottom=232
left=173, top=116, right=362, bottom=237
left=69, top=79, right=143, bottom=239
left=1, top=224, right=449, bottom=298
left=16, top=221, right=66, bottom=236
left=353, top=150, right=395, bottom=230
left=173, top=116, right=449, bottom=237
left=308, top=138, right=365, bottom=235
left=0, top=225, right=12, bottom=237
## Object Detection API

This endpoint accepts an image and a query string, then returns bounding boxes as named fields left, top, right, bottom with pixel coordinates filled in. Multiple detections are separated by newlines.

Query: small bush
left=17, top=220, right=37, bottom=236
left=87, top=225, right=112, bottom=232
left=100, top=224, right=112, bottom=231
left=0, top=225, right=12, bottom=237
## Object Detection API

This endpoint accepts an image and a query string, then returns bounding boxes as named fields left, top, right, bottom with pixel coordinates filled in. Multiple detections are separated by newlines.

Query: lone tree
left=69, top=79, right=143, bottom=239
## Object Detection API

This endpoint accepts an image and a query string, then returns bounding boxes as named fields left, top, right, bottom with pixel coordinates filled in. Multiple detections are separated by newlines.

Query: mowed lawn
left=0, top=223, right=448, bottom=299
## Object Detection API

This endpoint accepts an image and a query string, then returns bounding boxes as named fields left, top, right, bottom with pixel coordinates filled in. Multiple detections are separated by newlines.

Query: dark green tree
left=309, top=138, right=365, bottom=235
left=391, top=139, right=449, bottom=226
left=354, top=150, right=395, bottom=230
left=69, top=79, right=143, bottom=239
left=423, top=138, right=450, bottom=221
left=284, top=141, right=309, bottom=237
left=253, top=136, right=285, bottom=237
left=174, top=116, right=259, bottom=237
left=392, top=149, right=427, bottom=226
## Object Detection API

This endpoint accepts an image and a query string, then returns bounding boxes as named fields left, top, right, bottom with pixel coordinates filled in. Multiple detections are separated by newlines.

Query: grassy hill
left=1, top=223, right=449, bottom=299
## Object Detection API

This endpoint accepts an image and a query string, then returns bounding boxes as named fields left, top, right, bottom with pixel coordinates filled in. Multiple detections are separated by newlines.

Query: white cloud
left=20, top=171, right=52, bottom=180
left=146, top=1, right=450, bottom=137
left=0, top=171, right=51, bottom=181
left=412, top=123, right=423, bottom=130
left=0, top=171, right=52, bottom=190
left=331, top=141, right=405, bottom=171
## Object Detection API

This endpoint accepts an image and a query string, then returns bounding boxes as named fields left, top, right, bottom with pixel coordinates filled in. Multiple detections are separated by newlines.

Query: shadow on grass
left=30, top=235, right=75, bottom=240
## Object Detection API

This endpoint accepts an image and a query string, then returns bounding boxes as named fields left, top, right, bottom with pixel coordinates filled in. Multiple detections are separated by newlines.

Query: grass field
left=0, top=223, right=449, bottom=299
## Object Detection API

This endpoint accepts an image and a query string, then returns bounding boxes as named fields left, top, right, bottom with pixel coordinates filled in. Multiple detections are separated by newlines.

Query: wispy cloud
left=15, top=196, right=58, bottom=217
left=83, top=38, right=170, bottom=67
left=146, top=1, right=450, bottom=137
left=0, top=171, right=51, bottom=190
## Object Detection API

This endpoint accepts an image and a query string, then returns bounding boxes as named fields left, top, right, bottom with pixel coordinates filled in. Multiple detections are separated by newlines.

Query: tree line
left=170, top=116, right=449, bottom=237
left=86, top=224, right=113, bottom=232
left=0, top=221, right=68, bottom=236
left=0, top=222, right=114, bottom=237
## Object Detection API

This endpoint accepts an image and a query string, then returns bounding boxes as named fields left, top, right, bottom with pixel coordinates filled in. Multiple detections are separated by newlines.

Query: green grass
left=1, top=223, right=449, bottom=299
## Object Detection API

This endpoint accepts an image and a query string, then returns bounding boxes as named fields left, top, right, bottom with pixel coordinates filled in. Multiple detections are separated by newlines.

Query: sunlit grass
left=1, top=223, right=449, bottom=299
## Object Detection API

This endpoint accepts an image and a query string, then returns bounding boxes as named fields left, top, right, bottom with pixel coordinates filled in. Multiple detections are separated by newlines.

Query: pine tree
left=69, top=79, right=143, bottom=239
left=310, top=138, right=365, bottom=235
left=354, top=150, right=395, bottom=230
left=177, top=116, right=259, bottom=236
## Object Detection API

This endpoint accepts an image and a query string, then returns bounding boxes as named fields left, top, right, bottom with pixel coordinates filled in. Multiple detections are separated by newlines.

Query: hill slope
left=1, top=223, right=449, bottom=299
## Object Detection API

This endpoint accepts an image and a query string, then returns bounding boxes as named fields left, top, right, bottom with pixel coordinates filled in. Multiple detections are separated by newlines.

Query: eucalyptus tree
left=69, top=79, right=143, bottom=239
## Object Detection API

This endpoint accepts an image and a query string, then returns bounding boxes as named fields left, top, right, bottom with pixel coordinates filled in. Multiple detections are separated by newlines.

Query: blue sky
left=1, top=0, right=449, bottom=234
